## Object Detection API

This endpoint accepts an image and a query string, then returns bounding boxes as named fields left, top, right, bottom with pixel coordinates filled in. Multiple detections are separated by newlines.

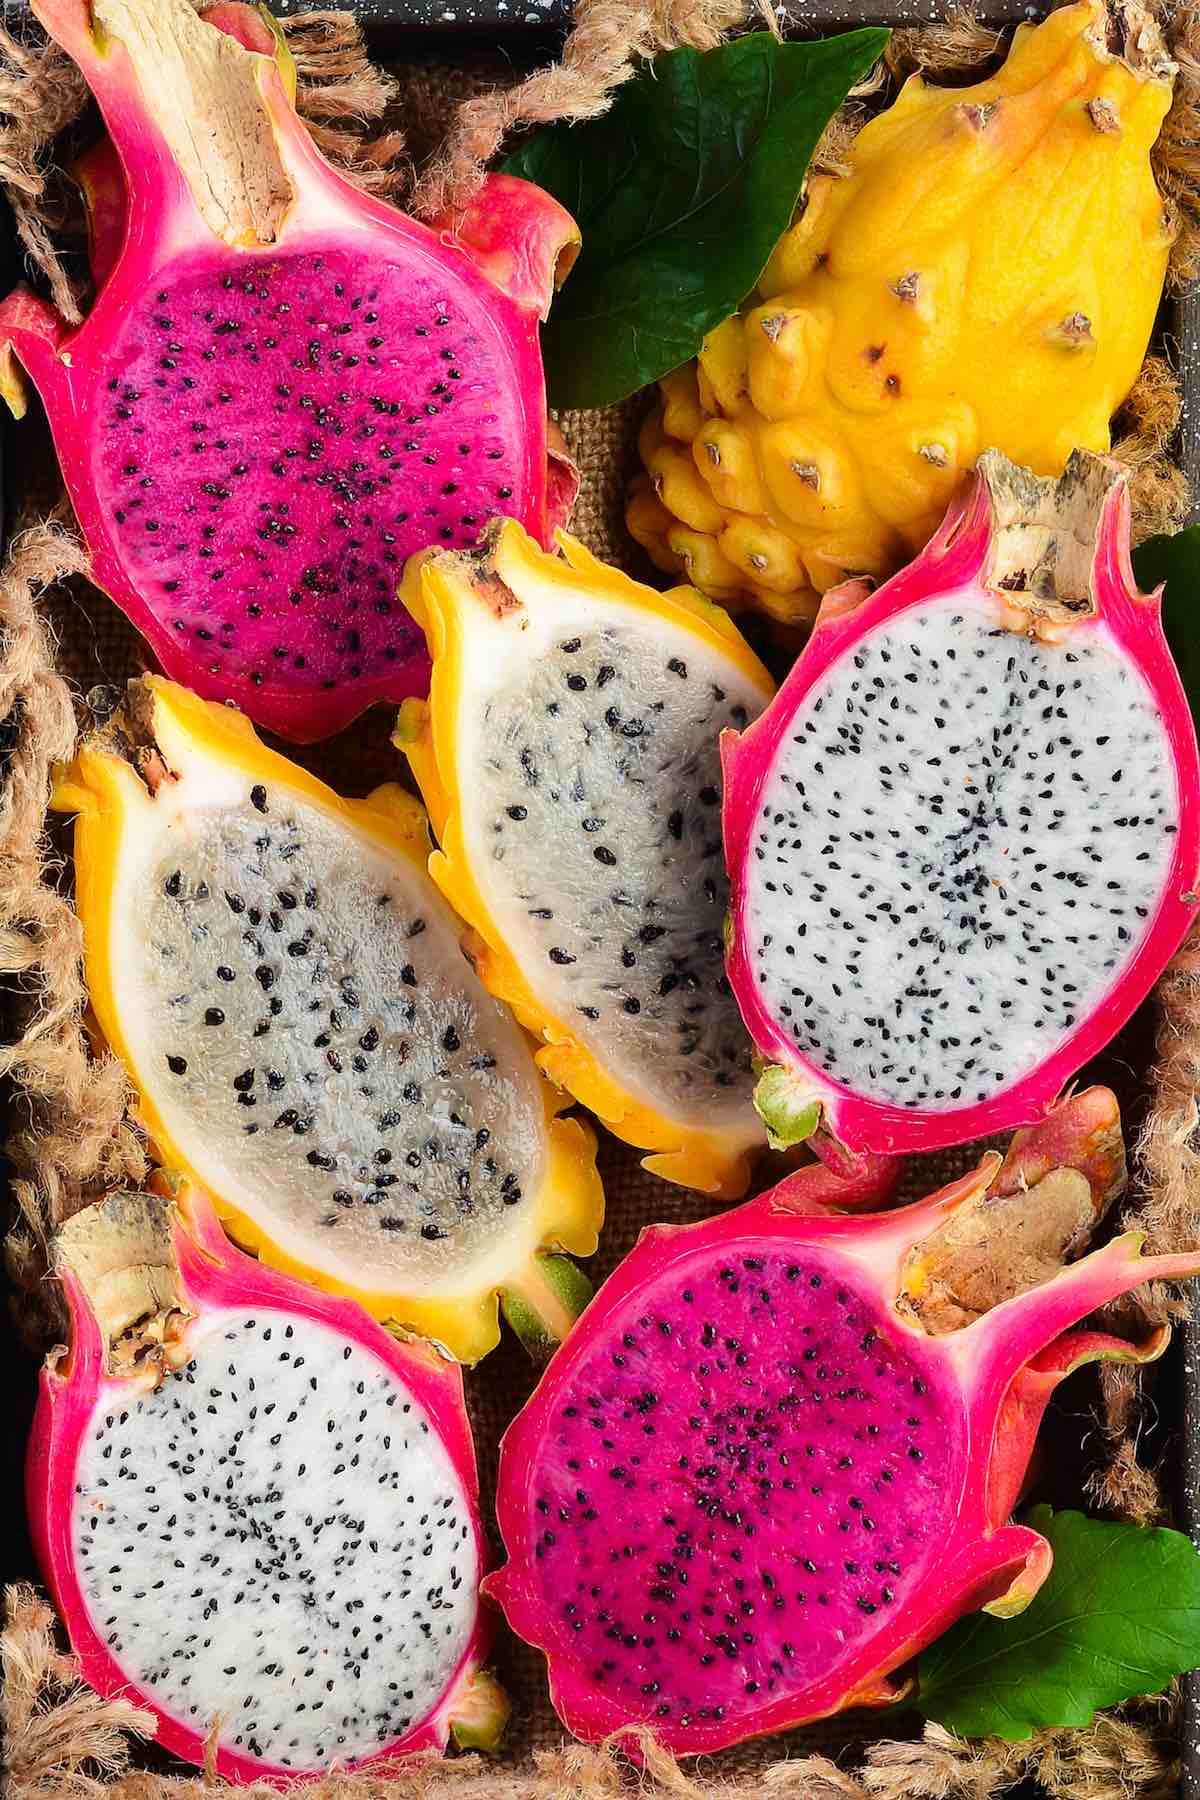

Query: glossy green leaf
left=504, top=28, right=889, bottom=409
left=917, top=1507, right=1200, bottom=1741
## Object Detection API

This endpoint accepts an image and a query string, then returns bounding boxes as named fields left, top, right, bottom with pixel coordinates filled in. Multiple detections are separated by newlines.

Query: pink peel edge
left=721, top=465, right=1200, bottom=1159
left=27, top=1189, right=491, bottom=1786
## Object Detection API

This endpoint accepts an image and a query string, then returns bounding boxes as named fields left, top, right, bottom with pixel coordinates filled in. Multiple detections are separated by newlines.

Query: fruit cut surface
left=96, top=249, right=548, bottom=713
left=0, top=0, right=578, bottom=740
left=57, top=679, right=602, bottom=1361
left=402, top=524, right=774, bottom=1197
left=723, top=451, right=1200, bottom=1158
left=73, top=1303, right=477, bottom=1769
left=744, top=593, right=1176, bottom=1110
left=503, top=1242, right=955, bottom=1727
left=488, top=1095, right=1200, bottom=1754
left=30, top=1186, right=499, bottom=1784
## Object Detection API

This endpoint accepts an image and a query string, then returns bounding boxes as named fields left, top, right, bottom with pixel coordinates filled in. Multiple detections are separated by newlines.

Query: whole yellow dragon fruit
left=627, top=0, right=1175, bottom=624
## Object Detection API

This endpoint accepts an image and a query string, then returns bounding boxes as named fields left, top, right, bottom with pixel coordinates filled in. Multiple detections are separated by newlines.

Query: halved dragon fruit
left=72, top=1, right=299, bottom=295
left=398, top=522, right=775, bottom=1199
left=487, top=1088, right=1192, bottom=1755
left=30, top=1181, right=506, bottom=1783
left=54, top=676, right=603, bottom=1364
left=0, top=0, right=579, bottom=743
left=723, top=450, right=1200, bottom=1160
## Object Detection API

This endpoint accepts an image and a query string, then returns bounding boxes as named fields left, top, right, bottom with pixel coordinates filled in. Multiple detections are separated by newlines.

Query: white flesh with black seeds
left=455, top=605, right=766, bottom=1128
left=73, top=1307, right=477, bottom=1768
left=112, top=761, right=549, bottom=1294
left=747, top=597, right=1177, bottom=1109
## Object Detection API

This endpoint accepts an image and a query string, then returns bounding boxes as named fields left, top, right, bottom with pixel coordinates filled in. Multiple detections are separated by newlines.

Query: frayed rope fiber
left=0, top=1583, right=1179, bottom=1798
left=0, top=2, right=1198, bottom=1795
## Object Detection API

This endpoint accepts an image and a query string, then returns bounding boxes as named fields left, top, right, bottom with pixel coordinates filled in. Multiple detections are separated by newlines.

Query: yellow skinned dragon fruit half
left=627, top=0, right=1175, bottom=624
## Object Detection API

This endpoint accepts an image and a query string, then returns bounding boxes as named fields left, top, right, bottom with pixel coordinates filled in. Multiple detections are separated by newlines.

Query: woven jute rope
left=0, top=3, right=1197, bottom=1795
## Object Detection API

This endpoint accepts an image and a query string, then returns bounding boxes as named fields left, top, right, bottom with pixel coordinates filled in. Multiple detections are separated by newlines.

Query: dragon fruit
left=0, top=0, right=579, bottom=744
left=30, top=1181, right=506, bottom=1782
left=397, top=523, right=775, bottom=1199
left=73, top=1, right=298, bottom=294
left=722, top=450, right=1200, bottom=1162
left=487, top=1088, right=1194, bottom=1756
left=627, top=0, right=1174, bottom=624
left=54, top=676, right=603, bottom=1364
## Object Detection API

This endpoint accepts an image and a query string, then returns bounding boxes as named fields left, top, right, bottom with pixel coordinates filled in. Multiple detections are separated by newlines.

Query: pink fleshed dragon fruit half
left=0, top=0, right=578, bottom=743
left=488, top=1088, right=1195, bottom=1756
left=29, top=1182, right=505, bottom=1783
left=723, top=449, right=1200, bottom=1161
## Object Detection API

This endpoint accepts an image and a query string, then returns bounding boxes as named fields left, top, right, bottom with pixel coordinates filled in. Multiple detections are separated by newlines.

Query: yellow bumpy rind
left=626, top=0, right=1175, bottom=623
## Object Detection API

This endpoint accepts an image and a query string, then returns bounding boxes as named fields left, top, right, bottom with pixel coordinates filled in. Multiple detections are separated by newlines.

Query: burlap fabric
left=1, top=3, right=1199, bottom=1795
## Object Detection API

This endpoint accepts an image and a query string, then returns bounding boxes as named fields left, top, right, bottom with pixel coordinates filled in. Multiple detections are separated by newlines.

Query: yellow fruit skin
left=396, top=522, right=774, bottom=1200
left=627, top=0, right=1173, bottom=623
left=54, top=676, right=604, bottom=1367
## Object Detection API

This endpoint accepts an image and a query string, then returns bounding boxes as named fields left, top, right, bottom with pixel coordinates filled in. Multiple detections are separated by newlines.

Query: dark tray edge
left=1167, top=279, right=1199, bottom=1799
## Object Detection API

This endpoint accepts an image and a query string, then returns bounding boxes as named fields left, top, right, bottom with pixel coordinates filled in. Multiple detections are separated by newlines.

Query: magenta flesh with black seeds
left=0, top=0, right=578, bottom=742
left=488, top=1098, right=1200, bottom=1754
left=95, top=252, right=547, bottom=709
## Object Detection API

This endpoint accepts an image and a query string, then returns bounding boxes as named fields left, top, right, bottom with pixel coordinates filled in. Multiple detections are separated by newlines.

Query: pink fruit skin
left=487, top=1091, right=1197, bottom=1757
left=27, top=1189, right=490, bottom=1786
left=0, top=0, right=579, bottom=744
left=722, top=464, right=1200, bottom=1159
left=75, top=4, right=288, bottom=295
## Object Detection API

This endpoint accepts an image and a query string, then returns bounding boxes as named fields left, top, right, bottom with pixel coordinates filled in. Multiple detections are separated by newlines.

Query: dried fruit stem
left=52, top=1191, right=193, bottom=1383
left=980, top=448, right=1124, bottom=624
left=41, top=0, right=294, bottom=246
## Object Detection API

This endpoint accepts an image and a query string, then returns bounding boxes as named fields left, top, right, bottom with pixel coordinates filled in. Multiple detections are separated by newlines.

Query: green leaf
left=1132, top=527, right=1200, bottom=726
left=917, top=1507, right=1200, bottom=1741
left=503, top=28, right=889, bottom=410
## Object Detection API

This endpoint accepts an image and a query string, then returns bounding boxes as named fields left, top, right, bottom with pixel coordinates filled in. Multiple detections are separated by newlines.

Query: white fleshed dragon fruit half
left=29, top=1183, right=507, bottom=1783
left=723, top=450, right=1200, bottom=1161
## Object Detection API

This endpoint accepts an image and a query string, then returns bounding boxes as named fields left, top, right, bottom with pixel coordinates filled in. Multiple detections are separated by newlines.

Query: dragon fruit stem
left=34, top=0, right=297, bottom=252
left=958, top=1232, right=1200, bottom=1397
left=72, top=3, right=300, bottom=289
left=500, top=1253, right=594, bottom=1358
left=448, top=1668, right=510, bottom=1752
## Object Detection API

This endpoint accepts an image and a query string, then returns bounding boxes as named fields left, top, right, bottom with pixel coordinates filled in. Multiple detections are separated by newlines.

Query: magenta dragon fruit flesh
left=722, top=450, right=1200, bottom=1161
left=488, top=1087, right=1198, bottom=1756
left=29, top=1182, right=507, bottom=1784
left=0, top=0, right=579, bottom=743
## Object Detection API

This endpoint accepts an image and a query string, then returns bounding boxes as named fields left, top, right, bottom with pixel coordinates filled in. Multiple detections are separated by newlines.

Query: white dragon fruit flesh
left=29, top=1183, right=507, bottom=1782
left=54, top=677, right=603, bottom=1365
left=723, top=450, right=1200, bottom=1160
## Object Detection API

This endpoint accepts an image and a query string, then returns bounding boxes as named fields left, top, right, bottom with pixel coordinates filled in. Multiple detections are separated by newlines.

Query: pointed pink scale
left=487, top=1093, right=1200, bottom=1757
left=1, top=0, right=579, bottom=743
left=28, top=1186, right=492, bottom=1785
left=723, top=453, right=1200, bottom=1161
